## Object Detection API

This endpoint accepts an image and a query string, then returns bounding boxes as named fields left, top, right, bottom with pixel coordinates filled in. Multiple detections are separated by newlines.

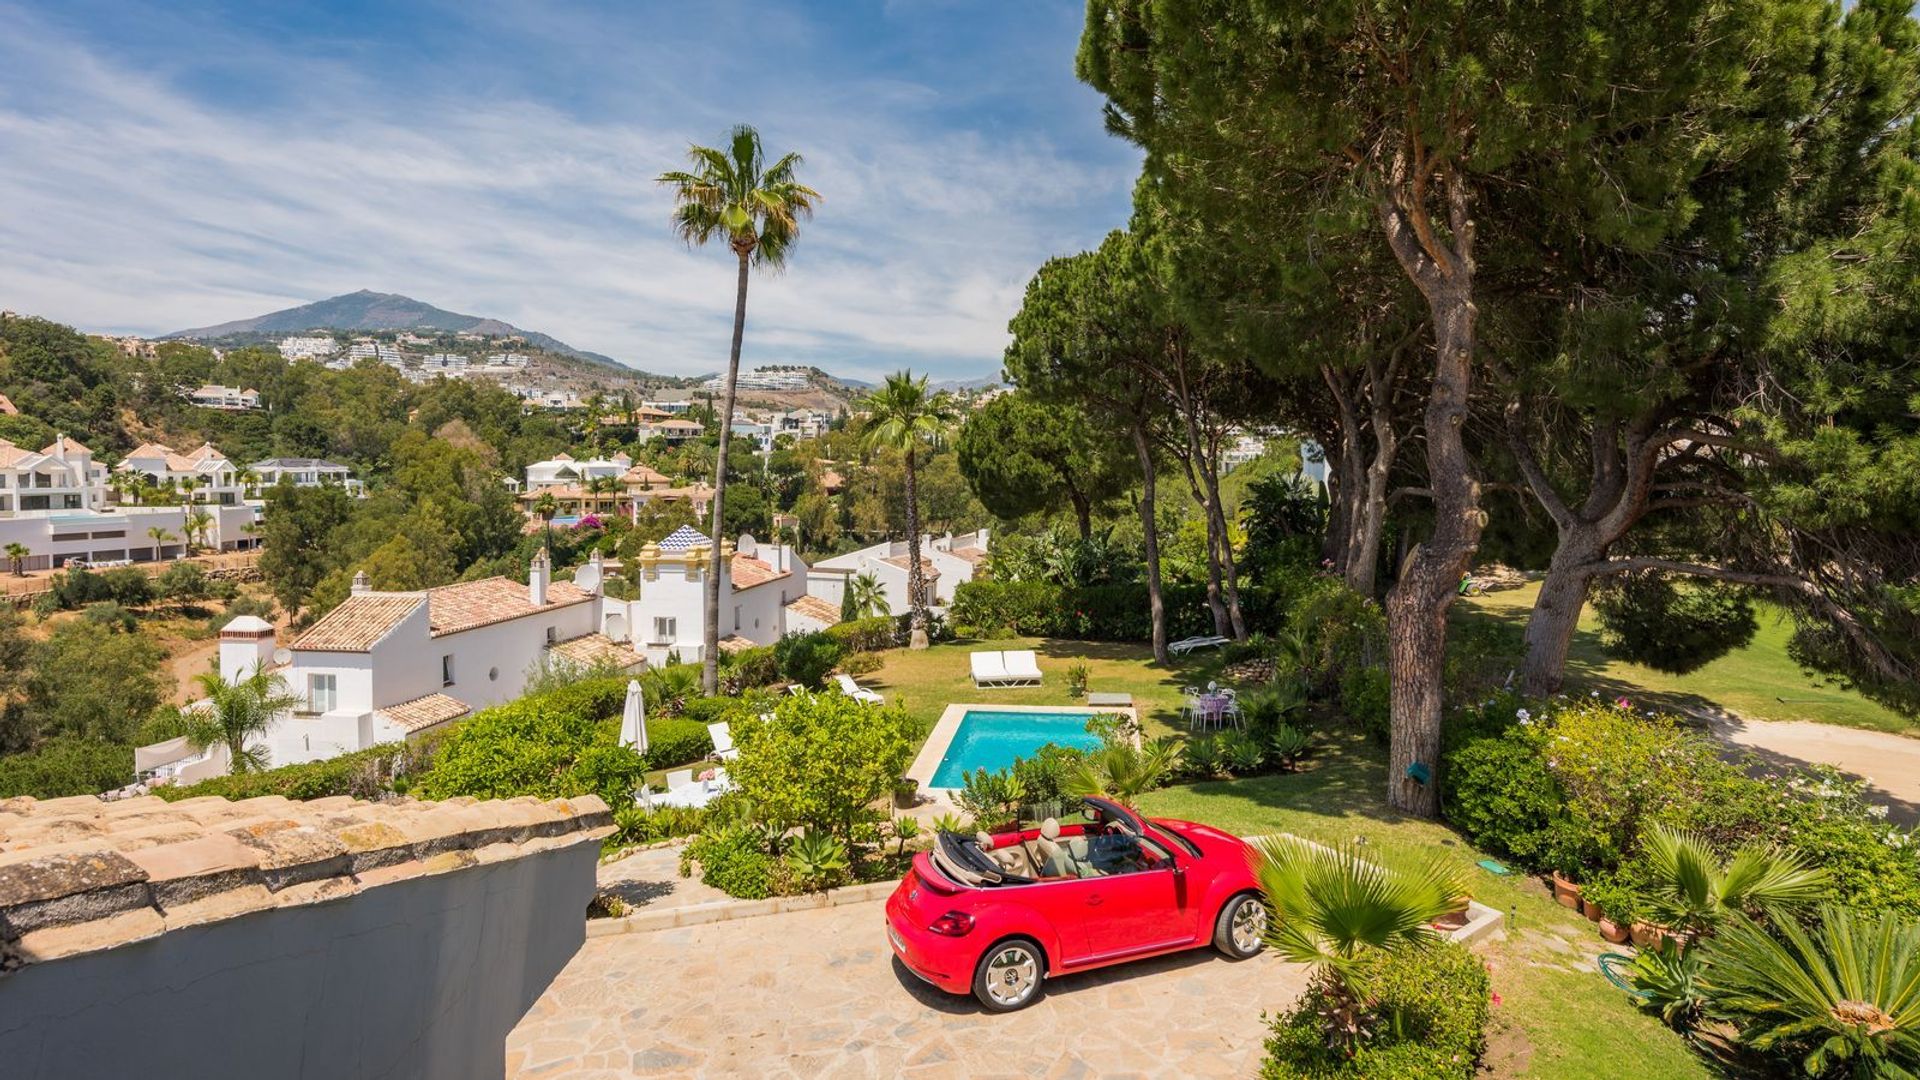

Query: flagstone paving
left=508, top=897, right=1310, bottom=1078
left=596, top=844, right=728, bottom=913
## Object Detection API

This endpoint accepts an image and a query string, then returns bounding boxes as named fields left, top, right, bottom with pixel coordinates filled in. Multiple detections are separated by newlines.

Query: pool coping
left=909, top=702, right=1140, bottom=799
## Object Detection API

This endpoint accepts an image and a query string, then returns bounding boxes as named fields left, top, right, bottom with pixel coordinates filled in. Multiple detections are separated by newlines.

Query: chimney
left=219, top=616, right=277, bottom=683
left=529, top=548, right=550, bottom=606
left=50, top=434, right=67, bottom=461
left=351, top=570, right=370, bottom=596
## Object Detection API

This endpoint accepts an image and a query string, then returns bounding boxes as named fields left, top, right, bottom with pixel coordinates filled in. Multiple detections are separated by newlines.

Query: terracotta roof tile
left=785, top=595, right=841, bottom=625
left=546, top=633, right=647, bottom=672
left=291, top=594, right=425, bottom=652
left=730, top=553, right=790, bottom=590
left=948, top=546, right=987, bottom=565
left=883, top=555, right=940, bottom=576
left=0, top=792, right=612, bottom=973
left=426, top=577, right=592, bottom=636
left=375, top=693, right=470, bottom=734
left=717, top=634, right=757, bottom=655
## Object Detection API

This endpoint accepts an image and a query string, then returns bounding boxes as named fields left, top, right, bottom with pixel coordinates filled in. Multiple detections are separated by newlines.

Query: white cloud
left=0, top=3, right=1139, bottom=380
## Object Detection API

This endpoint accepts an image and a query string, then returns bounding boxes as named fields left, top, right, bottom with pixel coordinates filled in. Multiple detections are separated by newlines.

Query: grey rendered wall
left=0, top=842, right=597, bottom=1080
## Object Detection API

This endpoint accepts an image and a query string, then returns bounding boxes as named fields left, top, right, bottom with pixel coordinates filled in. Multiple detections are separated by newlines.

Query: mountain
left=933, top=376, right=1001, bottom=392
left=166, top=290, right=630, bottom=371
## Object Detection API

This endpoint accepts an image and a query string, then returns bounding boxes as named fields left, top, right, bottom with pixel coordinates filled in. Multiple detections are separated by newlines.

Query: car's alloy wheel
left=1214, top=894, right=1268, bottom=959
left=974, top=941, right=1042, bottom=1011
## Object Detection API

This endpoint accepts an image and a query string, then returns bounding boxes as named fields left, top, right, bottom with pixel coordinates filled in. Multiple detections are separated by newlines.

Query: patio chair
left=834, top=672, right=884, bottom=704
left=707, top=722, right=739, bottom=761
left=1168, top=635, right=1231, bottom=656
left=970, top=651, right=1012, bottom=687
left=665, top=768, right=694, bottom=791
left=1002, top=650, right=1043, bottom=686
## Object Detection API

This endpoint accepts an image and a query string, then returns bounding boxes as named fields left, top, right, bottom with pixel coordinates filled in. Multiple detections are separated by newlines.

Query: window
left=733, top=605, right=742, bottom=632
left=308, top=674, right=337, bottom=714
left=653, top=616, right=676, bottom=643
left=441, top=654, right=455, bottom=687
left=545, top=626, right=558, bottom=646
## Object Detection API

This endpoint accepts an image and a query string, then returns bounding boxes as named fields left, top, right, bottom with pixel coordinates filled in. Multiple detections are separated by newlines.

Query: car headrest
left=975, top=831, right=996, bottom=851
left=1040, top=817, right=1060, bottom=840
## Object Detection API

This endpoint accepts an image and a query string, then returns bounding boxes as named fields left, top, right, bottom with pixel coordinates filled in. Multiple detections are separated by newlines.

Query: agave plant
left=1182, top=734, right=1225, bottom=779
left=1267, top=724, right=1313, bottom=770
left=1216, top=729, right=1267, bottom=775
left=782, top=827, right=851, bottom=892
left=1250, top=836, right=1466, bottom=1053
left=1629, top=941, right=1709, bottom=1029
left=1643, top=824, right=1830, bottom=934
left=930, top=811, right=970, bottom=835
left=1066, top=736, right=1181, bottom=809
left=1704, top=906, right=1920, bottom=1077
left=891, top=815, right=921, bottom=858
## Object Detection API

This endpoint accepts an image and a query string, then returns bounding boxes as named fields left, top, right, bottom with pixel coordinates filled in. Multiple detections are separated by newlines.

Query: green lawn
left=1460, top=582, right=1918, bottom=736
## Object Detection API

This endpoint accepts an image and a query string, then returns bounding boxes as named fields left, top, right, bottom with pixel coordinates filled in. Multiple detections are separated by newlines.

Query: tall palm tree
left=660, top=124, right=819, bottom=692
left=1704, top=906, right=1920, bottom=1077
left=1249, top=836, right=1466, bottom=1052
left=147, top=527, right=176, bottom=559
left=179, top=668, right=299, bottom=775
left=842, top=570, right=891, bottom=621
left=1642, top=824, right=1830, bottom=935
left=860, top=371, right=956, bottom=648
left=185, top=509, right=214, bottom=552
left=4, top=542, right=28, bottom=577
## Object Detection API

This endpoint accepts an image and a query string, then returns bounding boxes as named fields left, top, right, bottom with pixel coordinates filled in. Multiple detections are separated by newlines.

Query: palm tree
left=1065, top=737, right=1181, bottom=809
left=1704, top=906, right=1920, bottom=1077
left=659, top=123, right=820, bottom=692
left=841, top=571, right=891, bottom=622
left=533, top=490, right=559, bottom=548
left=4, top=542, right=28, bottom=577
left=185, top=509, right=215, bottom=552
left=1642, top=824, right=1829, bottom=935
left=1249, top=836, right=1466, bottom=1052
left=179, top=668, right=299, bottom=775
left=147, top=527, right=176, bottom=559
left=860, top=371, right=956, bottom=648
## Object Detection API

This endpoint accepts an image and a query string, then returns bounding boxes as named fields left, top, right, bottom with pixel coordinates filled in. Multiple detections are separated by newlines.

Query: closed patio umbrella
left=619, top=678, right=648, bottom=758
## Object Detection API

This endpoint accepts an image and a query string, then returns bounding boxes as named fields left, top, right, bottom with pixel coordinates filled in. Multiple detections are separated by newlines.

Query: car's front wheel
left=1213, top=892, right=1268, bottom=960
left=972, top=938, right=1045, bottom=1012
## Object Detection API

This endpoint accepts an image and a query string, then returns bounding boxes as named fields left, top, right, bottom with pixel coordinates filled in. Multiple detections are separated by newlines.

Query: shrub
left=728, top=692, right=918, bottom=857
left=1217, top=729, right=1266, bottom=774
left=823, top=616, right=899, bottom=652
left=1181, top=734, right=1225, bottom=779
left=721, top=645, right=780, bottom=693
left=415, top=677, right=645, bottom=806
left=1443, top=735, right=1563, bottom=866
left=1065, top=662, right=1090, bottom=697
left=1267, top=725, right=1312, bottom=770
left=949, top=579, right=1301, bottom=640
left=681, top=824, right=774, bottom=900
left=1339, top=667, right=1391, bottom=742
left=0, top=738, right=135, bottom=798
left=1011, top=743, right=1086, bottom=818
left=837, top=651, right=883, bottom=676
left=609, top=804, right=706, bottom=848
left=956, top=766, right=1026, bottom=830
left=155, top=741, right=426, bottom=801
left=782, top=828, right=852, bottom=892
left=1260, top=943, right=1491, bottom=1080
left=772, top=631, right=846, bottom=688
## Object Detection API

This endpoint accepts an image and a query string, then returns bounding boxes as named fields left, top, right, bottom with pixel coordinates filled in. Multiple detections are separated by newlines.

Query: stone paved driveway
left=508, top=898, right=1310, bottom=1079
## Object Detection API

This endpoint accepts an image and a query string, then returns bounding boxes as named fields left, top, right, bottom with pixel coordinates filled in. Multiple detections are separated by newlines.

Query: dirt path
left=1699, top=709, right=1920, bottom=825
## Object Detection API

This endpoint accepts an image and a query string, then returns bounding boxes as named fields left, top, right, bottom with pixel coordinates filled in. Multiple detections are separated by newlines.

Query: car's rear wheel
left=1213, top=892, right=1268, bottom=959
left=972, top=938, right=1045, bottom=1012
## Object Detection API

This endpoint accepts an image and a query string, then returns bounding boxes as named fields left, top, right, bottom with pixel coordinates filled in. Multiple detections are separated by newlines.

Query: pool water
left=929, top=710, right=1103, bottom=788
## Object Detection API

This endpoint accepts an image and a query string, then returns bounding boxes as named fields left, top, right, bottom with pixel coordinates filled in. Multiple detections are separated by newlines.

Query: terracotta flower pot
left=1598, top=918, right=1630, bottom=944
left=1630, top=922, right=1658, bottom=948
left=1584, top=899, right=1605, bottom=923
left=1550, top=873, right=1582, bottom=910
left=1434, top=905, right=1471, bottom=931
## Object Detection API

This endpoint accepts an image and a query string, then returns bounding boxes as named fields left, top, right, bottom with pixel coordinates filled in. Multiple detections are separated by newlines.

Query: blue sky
left=0, top=1, right=1140, bottom=380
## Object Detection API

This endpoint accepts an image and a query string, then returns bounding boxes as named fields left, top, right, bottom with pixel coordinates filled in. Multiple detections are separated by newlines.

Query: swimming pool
left=927, top=709, right=1105, bottom=788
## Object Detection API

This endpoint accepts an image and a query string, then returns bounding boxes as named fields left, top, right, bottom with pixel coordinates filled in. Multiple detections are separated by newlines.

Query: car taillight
left=928, top=911, right=975, bottom=937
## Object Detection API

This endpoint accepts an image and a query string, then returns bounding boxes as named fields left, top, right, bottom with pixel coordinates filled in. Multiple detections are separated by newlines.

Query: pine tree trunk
left=1198, top=432, right=1247, bottom=639
left=1522, top=544, right=1599, bottom=696
left=1132, top=422, right=1168, bottom=664
left=703, top=251, right=750, bottom=694
left=1069, top=489, right=1093, bottom=541
left=904, top=446, right=929, bottom=649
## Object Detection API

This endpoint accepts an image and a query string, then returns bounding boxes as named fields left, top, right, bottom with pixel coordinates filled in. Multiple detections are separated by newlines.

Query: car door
left=1075, top=838, right=1190, bottom=963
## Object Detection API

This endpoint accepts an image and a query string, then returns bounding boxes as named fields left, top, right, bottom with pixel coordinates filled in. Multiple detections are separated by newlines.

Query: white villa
left=138, top=551, right=644, bottom=781
left=638, top=418, right=705, bottom=444
left=116, top=442, right=245, bottom=505
left=277, top=336, right=339, bottom=360
left=185, top=385, right=262, bottom=410
left=250, top=457, right=363, bottom=495
left=809, top=529, right=990, bottom=615
left=602, top=527, right=816, bottom=666
left=524, top=452, right=632, bottom=491
left=0, top=435, right=108, bottom=514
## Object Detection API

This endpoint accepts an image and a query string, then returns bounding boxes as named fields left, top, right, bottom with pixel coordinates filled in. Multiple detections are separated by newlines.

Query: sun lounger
left=834, top=672, right=884, bottom=704
left=1002, top=650, right=1043, bottom=686
left=971, top=651, right=1012, bottom=687
left=1168, top=635, right=1231, bottom=656
left=707, top=722, right=739, bottom=760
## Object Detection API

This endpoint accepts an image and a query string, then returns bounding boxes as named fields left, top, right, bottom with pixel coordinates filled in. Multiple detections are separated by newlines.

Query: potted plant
left=1549, top=870, right=1583, bottom=910
left=1581, top=877, right=1637, bottom=945
left=892, top=777, right=920, bottom=809
left=1433, top=890, right=1473, bottom=931
left=1065, top=663, right=1090, bottom=698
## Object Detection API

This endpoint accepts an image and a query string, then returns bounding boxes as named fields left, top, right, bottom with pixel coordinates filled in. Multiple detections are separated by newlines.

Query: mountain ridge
left=165, top=290, right=630, bottom=371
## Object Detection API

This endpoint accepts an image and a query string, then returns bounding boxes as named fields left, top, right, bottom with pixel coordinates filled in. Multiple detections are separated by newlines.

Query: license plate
left=888, top=924, right=906, bottom=954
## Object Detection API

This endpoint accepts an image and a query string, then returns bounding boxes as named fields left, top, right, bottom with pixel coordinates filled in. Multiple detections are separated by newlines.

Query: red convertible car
left=885, top=796, right=1268, bottom=1011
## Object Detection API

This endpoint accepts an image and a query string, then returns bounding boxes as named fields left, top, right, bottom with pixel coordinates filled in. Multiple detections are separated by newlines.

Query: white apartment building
left=277, top=336, right=340, bottom=360
left=777, top=409, right=832, bottom=441
left=524, top=452, right=632, bottom=491
left=1222, top=431, right=1269, bottom=472
left=250, top=457, right=363, bottom=496
left=601, top=527, right=813, bottom=666
left=116, top=442, right=245, bottom=505
left=422, top=353, right=469, bottom=373
left=139, top=552, right=643, bottom=779
left=0, top=435, right=107, bottom=514
left=641, top=394, right=694, bottom=414
left=347, top=342, right=406, bottom=365
left=809, top=529, right=990, bottom=616
left=701, top=367, right=811, bottom=392
left=729, top=419, right=775, bottom=453
left=639, top=419, right=704, bottom=445
left=185, top=385, right=262, bottom=410
left=0, top=436, right=257, bottom=568
left=487, top=353, right=531, bottom=367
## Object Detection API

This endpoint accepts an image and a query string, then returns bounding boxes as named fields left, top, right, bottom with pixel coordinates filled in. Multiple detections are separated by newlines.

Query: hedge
left=153, top=741, right=424, bottom=802
left=950, top=579, right=1307, bottom=641
left=1260, top=942, right=1491, bottom=1079
left=824, top=616, right=900, bottom=652
left=0, top=738, right=136, bottom=798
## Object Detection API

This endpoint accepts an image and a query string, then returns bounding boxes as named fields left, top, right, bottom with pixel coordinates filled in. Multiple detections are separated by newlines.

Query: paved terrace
left=509, top=897, right=1312, bottom=1079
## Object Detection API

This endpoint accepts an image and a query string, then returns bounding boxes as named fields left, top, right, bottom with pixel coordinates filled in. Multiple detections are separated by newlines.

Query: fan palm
left=1065, top=736, right=1181, bottom=809
left=185, top=509, right=214, bottom=551
left=147, top=527, right=176, bottom=558
left=658, top=123, right=819, bottom=692
left=179, top=668, right=299, bottom=775
left=4, top=542, right=28, bottom=576
left=1643, top=824, right=1830, bottom=934
left=859, top=371, right=956, bottom=648
left=843, top=571, right=890, bottom=621
left=1250, top=836, right=1467, bottom=1051
left=1704, top=906, right=1920, bottom=1077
